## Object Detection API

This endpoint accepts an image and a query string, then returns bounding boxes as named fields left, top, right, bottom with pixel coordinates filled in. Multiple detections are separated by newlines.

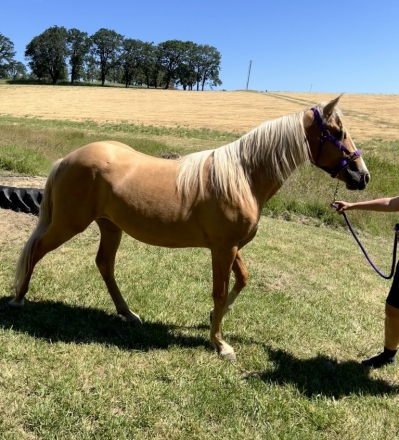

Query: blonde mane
left=177, top=109, right=310, bottom=202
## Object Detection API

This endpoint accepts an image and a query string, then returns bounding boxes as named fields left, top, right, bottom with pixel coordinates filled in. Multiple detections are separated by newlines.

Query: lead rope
left=332, top=181, right=339, bottom=204
left=331, top=184, right=399, bottom=279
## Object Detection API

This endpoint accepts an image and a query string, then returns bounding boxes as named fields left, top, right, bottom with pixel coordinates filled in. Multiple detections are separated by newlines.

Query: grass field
left=1, top=85, right=399, bottom=439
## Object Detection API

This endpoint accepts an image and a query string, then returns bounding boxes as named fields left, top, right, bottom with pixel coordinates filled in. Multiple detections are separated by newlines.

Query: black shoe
left=362, top=352, right=397, bottom=368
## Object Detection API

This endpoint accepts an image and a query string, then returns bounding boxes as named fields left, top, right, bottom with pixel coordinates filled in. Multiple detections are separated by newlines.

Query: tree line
left=0, top=33, right=27, bottom=80
left=0, top=27, right=222, bottom=90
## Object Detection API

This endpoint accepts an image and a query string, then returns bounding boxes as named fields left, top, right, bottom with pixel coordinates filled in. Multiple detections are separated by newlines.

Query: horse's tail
left=13, top=159, right=63, bottom=292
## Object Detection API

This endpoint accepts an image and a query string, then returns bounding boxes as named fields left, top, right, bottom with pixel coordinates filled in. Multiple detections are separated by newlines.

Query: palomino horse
left=9, top=96, right=370, bottom=360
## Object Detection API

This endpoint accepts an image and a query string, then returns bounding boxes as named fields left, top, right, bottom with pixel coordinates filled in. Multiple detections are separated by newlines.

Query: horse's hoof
left=8, top=298, right=24, bottom=308
left=220, top=348, right=236, bottom=362
left=211, top=341, right=237, bottom=362
left=124, top=313, right=142, bottom=325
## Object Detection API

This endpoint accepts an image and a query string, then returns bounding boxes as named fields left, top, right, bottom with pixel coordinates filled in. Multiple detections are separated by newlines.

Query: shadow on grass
left=242, top=345, right=399, bottom=398
left=0, top=297, right=207, bottom=352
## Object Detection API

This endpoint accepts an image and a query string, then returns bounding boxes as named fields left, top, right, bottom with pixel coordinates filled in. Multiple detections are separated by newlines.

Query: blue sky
left=1, top=0, right=398, bottom=94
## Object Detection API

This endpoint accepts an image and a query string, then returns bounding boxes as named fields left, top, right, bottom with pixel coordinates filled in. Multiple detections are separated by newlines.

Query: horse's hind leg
left=10, top=223, right=83, bottom=307
left=95, top=218, right=141, bottom=324
left=223, top=251, right=249, bottom=315
left=210, top=250, right=248, bottom=321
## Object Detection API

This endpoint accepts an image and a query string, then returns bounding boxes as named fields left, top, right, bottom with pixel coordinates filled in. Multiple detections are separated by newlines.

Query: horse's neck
left=247, top=140, right=306, bottom=208
left=249, top=170, right=284, bottom=209
left=240, top=115, right=307, bottom=207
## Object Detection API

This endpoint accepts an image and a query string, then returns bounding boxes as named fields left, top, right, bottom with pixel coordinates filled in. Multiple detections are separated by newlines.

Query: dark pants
left=386, top=262, right=399, bottom=308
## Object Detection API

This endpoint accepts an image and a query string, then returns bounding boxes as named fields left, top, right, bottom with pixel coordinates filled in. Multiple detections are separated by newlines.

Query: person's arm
left=334, top=196, right=399, bottom=214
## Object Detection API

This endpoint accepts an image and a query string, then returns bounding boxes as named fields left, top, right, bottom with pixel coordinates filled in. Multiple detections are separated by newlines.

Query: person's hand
left=332, top=200, right=352, bottom=214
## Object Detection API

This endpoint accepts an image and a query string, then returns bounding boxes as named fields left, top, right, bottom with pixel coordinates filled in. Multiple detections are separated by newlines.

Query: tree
left=194, top=45, right=222, bottom=91
left=120, top=38, right=144, bottom=88
left=157, top=40, right=189, bottom=89
left=25, top=26, right=68, bottom=84
left=107, top=62, right=123, bottom=84
left=90, top=28, right=123, bottom=86
left=175, top=63, right=196, bottom=90
left=138, top=42, right=163, bottom=88
left=6, top=61, right=27, bottom=79
left=67, top=29, right=91, bottom=84
left=205, top=68, right=222, bottom=90
left=83, top=55, right=99, bottom=82
left=175, top=41, right=197, bottom=90
left=0, top=33, right=16, bottom=78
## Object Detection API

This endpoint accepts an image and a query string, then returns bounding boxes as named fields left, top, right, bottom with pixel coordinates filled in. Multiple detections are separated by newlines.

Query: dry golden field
left=0, top=85, right=398, bottom=142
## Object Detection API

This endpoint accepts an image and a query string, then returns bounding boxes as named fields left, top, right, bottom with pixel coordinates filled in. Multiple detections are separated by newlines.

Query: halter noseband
left=311, top=107, right=361, bottom=178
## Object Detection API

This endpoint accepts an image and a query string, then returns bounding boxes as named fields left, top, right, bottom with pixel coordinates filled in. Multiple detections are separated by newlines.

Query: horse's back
left=63, top=140, right=150, bottom=166
left=58, top=140, right=178, bottom=182
left=50, top=141, right=198, bottom=244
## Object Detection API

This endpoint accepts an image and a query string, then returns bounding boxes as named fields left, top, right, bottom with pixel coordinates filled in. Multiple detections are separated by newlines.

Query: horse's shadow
left=241, top=345, right=399, bottom=398
left=2, top=296, right=398, bottom=397
left=0, top=296, right=207, bottom=351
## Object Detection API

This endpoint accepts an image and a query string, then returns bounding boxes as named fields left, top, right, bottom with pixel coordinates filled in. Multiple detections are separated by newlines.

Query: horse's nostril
left=365, top=173, right=370, bottom=184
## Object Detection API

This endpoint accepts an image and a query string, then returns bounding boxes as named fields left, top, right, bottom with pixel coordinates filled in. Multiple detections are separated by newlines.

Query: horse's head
left=305, top=96, right=370, bottom=190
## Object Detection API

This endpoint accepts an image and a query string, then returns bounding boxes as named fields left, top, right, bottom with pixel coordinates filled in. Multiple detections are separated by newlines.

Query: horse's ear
left=323, top=94, right=343, bottom=120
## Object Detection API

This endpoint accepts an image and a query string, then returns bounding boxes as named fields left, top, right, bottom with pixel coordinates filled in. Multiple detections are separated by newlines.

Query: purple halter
left=311, top=107, right=361, bottom=178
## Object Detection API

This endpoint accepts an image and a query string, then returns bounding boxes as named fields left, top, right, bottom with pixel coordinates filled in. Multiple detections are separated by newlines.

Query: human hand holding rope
left=329, top=199, right=399, bottom=280
left=331, top=200, right=353, bottom=214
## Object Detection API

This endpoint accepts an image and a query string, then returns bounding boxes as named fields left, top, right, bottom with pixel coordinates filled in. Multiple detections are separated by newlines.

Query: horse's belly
left=119, top=219, right=206, bottom=248
left=105, top=201, right=206, bottom=247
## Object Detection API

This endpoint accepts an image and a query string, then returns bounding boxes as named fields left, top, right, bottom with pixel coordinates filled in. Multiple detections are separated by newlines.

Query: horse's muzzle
left=345, top=170, right=370, bottom=190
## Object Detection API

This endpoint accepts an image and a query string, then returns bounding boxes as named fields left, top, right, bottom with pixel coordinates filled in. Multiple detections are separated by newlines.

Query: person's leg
left=362, top=265, right=399, bottom=368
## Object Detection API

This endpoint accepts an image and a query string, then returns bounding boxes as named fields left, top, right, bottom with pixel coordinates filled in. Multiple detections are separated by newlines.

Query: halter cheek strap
left=311, top=107, right=361, bottom=178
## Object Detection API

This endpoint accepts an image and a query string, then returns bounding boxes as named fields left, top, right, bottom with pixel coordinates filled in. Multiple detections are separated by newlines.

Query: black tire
left=0, top=185, right=44, bottom=215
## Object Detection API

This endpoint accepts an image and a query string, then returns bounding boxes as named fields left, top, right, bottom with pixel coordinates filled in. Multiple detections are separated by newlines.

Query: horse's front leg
left=210, top=250, right=249, bottom=322
left=210, top=246, right=237, bottom=361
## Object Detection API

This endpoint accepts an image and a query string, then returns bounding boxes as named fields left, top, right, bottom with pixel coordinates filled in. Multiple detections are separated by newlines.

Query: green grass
left=0, top=145, right=52, bottom=175
left=1, top=217, right=398, bottom=439
left=2, top=115, right=399, bottom=438
left=0, top=114, right=239, bottom=142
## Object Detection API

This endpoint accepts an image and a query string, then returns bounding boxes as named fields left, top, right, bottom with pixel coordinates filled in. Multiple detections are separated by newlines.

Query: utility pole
left=246, top=60, right=252, bottom=90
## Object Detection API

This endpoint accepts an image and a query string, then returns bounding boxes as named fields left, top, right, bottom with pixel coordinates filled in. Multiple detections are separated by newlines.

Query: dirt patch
left=0, top=174, right=46, bottom=188
left=0, top=209, right=37, bottom=247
